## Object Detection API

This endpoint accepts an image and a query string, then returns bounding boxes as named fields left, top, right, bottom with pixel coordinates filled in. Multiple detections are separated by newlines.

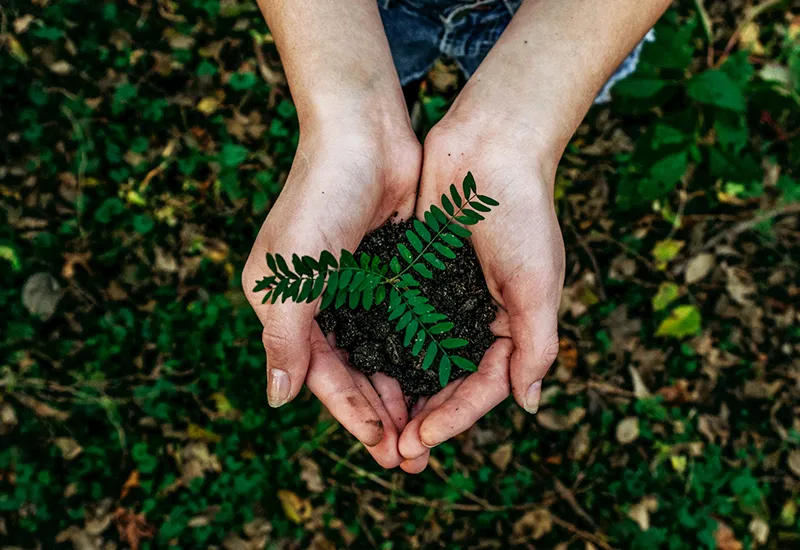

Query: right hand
left=242, top=117, right=422, bottom=468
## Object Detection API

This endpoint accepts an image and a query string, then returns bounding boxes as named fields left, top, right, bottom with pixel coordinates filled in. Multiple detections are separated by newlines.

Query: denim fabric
left=378, top=0, right=654, bottom=104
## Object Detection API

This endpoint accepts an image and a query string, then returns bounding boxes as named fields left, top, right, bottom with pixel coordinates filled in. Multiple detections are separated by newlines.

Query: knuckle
left=261, top=316, right=295, bottom=356
left=541, top=332, right=560, bottom=367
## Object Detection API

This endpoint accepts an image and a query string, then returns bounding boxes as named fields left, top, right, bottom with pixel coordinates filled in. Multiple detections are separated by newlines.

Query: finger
left=400, top=452, right=430, bottom=474
left=370, top=373, right=409, bottom=431
left=261, top=303, right=315, bottom=407
left=417, top=339, right=513, bottom=448
left=490, top=307, right=511, bottom=338
left=306, top=325, right=384, bottom=447
left=398, top=378, right=465, bottom=460
left=346, top=367, right=403, bottom=468
left=508, top=300, right=560, bottom=415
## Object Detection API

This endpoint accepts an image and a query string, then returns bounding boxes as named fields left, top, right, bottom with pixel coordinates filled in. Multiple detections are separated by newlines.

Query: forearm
left=255, top=0, right=408, bottom=131
left=447, top=0, right=671, bottom=172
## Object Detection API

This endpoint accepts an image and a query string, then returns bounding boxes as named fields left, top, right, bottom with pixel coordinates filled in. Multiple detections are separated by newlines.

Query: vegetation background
left=1, top=0, right=798, bottom=548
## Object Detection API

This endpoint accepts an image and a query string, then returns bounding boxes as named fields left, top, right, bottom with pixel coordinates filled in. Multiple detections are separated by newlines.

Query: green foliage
left=252, top=173, right=491, bottom=386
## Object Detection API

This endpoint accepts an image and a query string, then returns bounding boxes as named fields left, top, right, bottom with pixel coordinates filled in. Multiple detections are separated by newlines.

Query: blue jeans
left=378, top=0, right=654, bottom=103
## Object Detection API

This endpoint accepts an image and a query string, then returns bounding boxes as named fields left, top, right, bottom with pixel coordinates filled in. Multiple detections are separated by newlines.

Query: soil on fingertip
left=317, top=220, right=496, bottom=398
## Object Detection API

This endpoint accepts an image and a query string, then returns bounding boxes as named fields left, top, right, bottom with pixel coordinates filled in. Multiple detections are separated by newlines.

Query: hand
left=397, top=113, right=565, bottom=472
left=242, top=118, right=421, bottom=468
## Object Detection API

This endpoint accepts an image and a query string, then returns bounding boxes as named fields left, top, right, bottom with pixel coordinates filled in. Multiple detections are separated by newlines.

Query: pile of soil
left=317, top=220, right=495, bottom=397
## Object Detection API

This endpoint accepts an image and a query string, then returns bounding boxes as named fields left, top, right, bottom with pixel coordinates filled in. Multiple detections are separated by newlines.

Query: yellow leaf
left=652, top=282, right=680, bottom=312
left=670, top=455, right=687, bottom=474
left=0, top=246, right=21, bottom=272
left=126, top=190, right=147, bottom=206
left=277, top=490, right=312, bottom=524
left=211, top=392, right=234, bottom=415
left=197, top=97, right=220, bottom=115
left=652, top=239, right=684, bottom=269
left=656, top=305, right=702, bottom=339
left=7, top=36, right=29, bottom=64
left=187, top=424, right=221, bottom=444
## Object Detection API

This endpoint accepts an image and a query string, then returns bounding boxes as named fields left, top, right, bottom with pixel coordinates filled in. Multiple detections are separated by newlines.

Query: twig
left=550, top=514, right=616, bottom=550
left=702, top=203, right=800, bottom=251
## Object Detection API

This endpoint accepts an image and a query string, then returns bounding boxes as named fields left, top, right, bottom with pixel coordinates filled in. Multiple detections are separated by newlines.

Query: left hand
left=397, top=108, right=566, bottom=473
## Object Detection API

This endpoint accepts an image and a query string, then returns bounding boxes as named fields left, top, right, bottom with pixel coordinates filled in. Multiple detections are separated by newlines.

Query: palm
left=243, top=134, right=421, bottom=468
left=398, top=140, right=564, bottom=472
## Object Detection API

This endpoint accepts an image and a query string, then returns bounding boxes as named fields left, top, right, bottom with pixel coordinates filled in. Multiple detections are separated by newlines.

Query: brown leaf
left=616, top=417, right=640, bottom=444
left=15, top=394, right=70, bottom=421
left=536, top=407, right=586, bottom=431
left=628, top=496, right=658, bottom=531
left=748, top=517, right=769, bottom=546
left=512, top=508, right=553, bottom=541
left=54, top=437, right=83, bottom=460
left=299, top=457, right=324, bottom=493
left=685, top=253, right=715, bottom=284
left=22, top=272, right=62, bottom=320
left=787, top=449, right=800, bottom=478
left=714, top=520, right=743, bottom=550
left=490, top=442, right=514, bottom=471
left=277, top=490, right=312, bottom=524
left=120, top=470, right=140, bottom=499
left=114, top=507, right=155, bottom=550
left=568, top=424, right=591, bottom=461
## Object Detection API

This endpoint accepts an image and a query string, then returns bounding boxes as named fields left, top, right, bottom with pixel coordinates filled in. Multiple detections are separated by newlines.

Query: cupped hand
left=242, top=120, right=421, bottom=468
left=398, top=116, right=565, bottom=471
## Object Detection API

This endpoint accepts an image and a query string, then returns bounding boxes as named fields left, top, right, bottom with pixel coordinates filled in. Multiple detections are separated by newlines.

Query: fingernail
left=524, top=380, right=542, bottom=414
left=267, top=368, right=290, bottom=408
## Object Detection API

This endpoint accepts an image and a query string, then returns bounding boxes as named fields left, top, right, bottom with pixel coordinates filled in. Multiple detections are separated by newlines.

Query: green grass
left=1, top=0, right=798, bottom=548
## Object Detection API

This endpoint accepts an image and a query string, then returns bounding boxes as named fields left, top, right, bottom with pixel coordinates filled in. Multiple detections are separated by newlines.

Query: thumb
left=261, top=301, right=315, bottom=408
left=508, top=296, right=560, bottom=415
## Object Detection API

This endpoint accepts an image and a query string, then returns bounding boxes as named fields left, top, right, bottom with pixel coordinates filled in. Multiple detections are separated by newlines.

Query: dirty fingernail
left=524, top=379, right=542, bottom=414
left=267, top=368, right=290, bottom=408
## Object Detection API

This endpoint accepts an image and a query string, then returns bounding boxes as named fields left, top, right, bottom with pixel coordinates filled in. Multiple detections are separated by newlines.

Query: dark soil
left=317, top=220, right=496, bottom=398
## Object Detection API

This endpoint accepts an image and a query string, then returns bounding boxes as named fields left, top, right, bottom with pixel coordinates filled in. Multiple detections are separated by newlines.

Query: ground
left=0, top=1, right=798, bottom=549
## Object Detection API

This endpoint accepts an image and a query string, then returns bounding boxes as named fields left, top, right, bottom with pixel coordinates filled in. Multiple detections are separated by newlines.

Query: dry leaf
left=54, top=437, right=83, bottom=460
left=299, top=457, right=324, bottom=493
left=114, top=507, right=155, bottom=550
left=628, top=496, right=659, bottom=531
left=512, top=508, right=553, bottom=541
left=16, top=394, right=70, bottom=421
left=536, top=407, right=586, bottom=431
left=787, top=449, right=800, bottom=478
left=616, top=417, right=640, bottom=444
left=22, top=272, right=62, bottom=320
left=490, top=442, right=514, bottom=471
left=568, top=424, right=591, bottom=461
left=197, top=97, right=221, bottom=114
left=0, top=403, right=18, bottom=435
left=714, top=521, right=743, bottom=550
left=748, top=518, right=769, bottom=545
left=120, top=470, right=140, bottom=499
left=629, top=366, right=652, bottom=399
left=686, top=253, right=715, bottom=284
left=277, top=490, right=312, bottom=524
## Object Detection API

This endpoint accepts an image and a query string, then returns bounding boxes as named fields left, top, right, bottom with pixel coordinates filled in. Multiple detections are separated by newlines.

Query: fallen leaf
left=629, top=366, right=652, bottom=399
left=628, top=496, right=659, bottom=531
left=197, top=97, right=221, bottom=114
left=652, top=239, right=685, bottom=268
left=656, top=305, right=702, bottom=338
left=685, top=253, right=715, bottom=284
left=652, top=282, right=680, bottom=311
left=114, top=507, right=155, bottom=550
left=748, top=517, right=769, bottom=546
left=512, top=508, right=553, bottom=541
left=670, top=455, right=687, bottom=474
left=490, top=442, right=514, bottom=471
left=616, top=417, right=640, bottom=444
left=299, top=457, right=324, bottom=493
left=0, top=403, right=18, bottom=435
left=54, top=437, right=83, bottom=460
left=120, top=470, right=140, bottom=499
left=568, top=424, right=591, bottom=461
left=15, top=394, right=70, bottom=421
left=536, top=407, right=586, bottom=431
left=787, top=449, right=800, bottom=478
left=22, top=272, right=62, bottom=320
left=49, top=60, right=73, bottom=75
left=187, top=423, right=222, bottom=443
left=714, top=521, right=743, bottom=550
left=277, top=490, right=312, bottom=524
